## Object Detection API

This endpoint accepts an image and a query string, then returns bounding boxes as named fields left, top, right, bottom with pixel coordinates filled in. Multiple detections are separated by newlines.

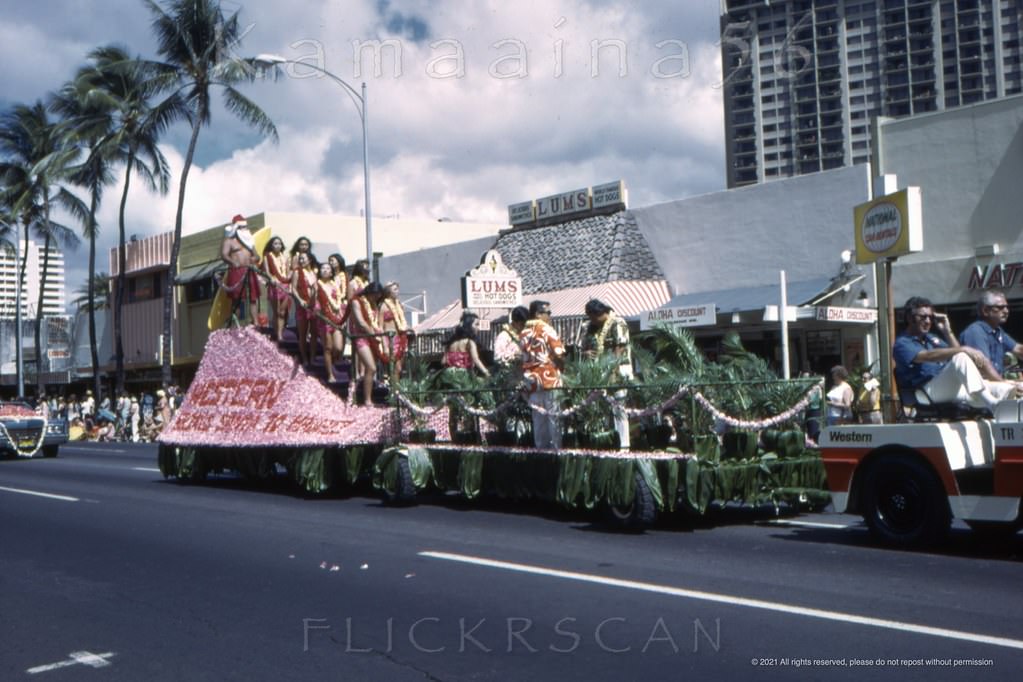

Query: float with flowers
left=0, top=400, right=67, bottom=459
left=158, top=319, right=829, bottom=529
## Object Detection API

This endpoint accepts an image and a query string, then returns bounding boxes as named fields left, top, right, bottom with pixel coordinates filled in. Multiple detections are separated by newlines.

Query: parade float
left=158, top=317, right=829, bottom=529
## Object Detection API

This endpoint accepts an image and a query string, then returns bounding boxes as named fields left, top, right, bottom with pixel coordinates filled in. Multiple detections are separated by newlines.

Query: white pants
left=920, top=353, right=1016, bottom=408
left=612, top=390, right=630, bottom=449
left=529, top=390, right=561, bottom=450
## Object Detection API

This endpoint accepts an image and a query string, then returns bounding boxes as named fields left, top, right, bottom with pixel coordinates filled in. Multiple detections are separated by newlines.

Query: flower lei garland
left=397, top=380, right=823, bottom=432
left=295, top=267, right=317, bottom=306
left=381, top=297, right=408, bottom=331
left=266, top=250, right=289, bottom=284
left=417, top=441, right=685, bottom=461
left=352, top=295, right=380, bottom=332
left=319, top=279, right=345, bottom=318
left=590, top=311, right=621, bottom=355
left=0, top=413, right=50, bottom=457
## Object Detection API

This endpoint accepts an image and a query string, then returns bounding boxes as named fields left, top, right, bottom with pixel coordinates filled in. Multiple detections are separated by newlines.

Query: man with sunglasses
left=894, top=296, right=1017, bottom=409
left=959, top=290, right=1023, bottom=379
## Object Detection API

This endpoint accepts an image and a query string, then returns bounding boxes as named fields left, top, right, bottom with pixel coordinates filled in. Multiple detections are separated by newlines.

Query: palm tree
left=52, top=84, right=116, bottom=402
left=54, top=46, right=181, bottom=397
left=97, top=48, right=180, bottom=397
left=72, top=272, right=111, bottom=311
left=0, top=102, right=86, bottom=395
left=144, top=0, right=278, bottom=387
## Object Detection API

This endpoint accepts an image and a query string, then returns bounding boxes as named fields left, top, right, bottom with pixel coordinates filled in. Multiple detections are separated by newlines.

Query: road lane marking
left=762, top=519, right=853, bottom=529
left=0, top=485, right=78, bottom=502
left=62, top=446, right=129, bottom=453
left=27, top=650, right=114, bottom=674
left=420, top=551, right=1023, bottom=651
left=132, top=467, right=162, bottom=473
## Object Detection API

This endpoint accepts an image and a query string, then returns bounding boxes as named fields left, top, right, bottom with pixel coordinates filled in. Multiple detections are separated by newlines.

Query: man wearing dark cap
left=220, top=213, right=261, bottom=324
left=581, top=299, right=632, bottom=448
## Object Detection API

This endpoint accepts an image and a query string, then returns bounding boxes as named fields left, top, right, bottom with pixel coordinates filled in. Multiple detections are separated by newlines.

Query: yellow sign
left=853, top=187, right=922, bottom=264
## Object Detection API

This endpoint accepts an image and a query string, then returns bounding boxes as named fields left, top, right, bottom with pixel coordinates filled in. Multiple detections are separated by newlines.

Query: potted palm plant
left=394, top=356, right=439, bottom=443
left=562, top=355, right=620, bottom=449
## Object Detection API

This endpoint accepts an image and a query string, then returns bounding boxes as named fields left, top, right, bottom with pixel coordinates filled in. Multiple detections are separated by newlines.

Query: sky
left=0, top=0, right=727, bottom=298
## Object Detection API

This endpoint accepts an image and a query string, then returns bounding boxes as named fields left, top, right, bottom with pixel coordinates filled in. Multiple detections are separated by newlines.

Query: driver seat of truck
left=898, top=383, right=990, bottom=422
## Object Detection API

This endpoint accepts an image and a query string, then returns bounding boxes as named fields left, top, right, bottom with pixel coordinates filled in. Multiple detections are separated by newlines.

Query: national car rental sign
left=853, top=187, right=923, bottom=264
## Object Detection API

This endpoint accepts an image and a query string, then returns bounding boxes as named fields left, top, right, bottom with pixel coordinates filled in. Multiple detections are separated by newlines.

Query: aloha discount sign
left=853, top=187, right=923, bottom=264
left=461, top=250, right=522, bottom=309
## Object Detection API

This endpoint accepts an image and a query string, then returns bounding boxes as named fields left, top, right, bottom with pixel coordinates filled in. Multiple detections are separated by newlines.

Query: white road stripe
left=132, top=467, right=162, bottom=473
left=27, top=651, right=114, bottom=674
left=0, top=485, right=78, bottom=502
left=762, top=519, right=853, bottom=529
left=420, top=551, right=1023, bottom=651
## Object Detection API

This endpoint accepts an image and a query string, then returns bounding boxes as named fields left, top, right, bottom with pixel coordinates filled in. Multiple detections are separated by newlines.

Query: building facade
left=880, top=93, right=1023, bottom=331
left=721, top=0, right=1023, bottom=187
left=0, top=239, right=67, bottom=318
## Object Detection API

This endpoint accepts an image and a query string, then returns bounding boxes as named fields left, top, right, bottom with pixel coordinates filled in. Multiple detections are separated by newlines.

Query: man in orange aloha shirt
left=520, top=300, right=566, bottom=449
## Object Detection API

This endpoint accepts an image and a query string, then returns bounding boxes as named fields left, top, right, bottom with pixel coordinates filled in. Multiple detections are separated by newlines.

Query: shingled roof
left=493, top=210, right=664, bottom=293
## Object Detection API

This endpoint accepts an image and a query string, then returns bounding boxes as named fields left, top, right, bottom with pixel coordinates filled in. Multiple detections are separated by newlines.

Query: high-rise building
left=0, top=239, right=67, bottom=318
left=720, top=0, right=1023, bottom=187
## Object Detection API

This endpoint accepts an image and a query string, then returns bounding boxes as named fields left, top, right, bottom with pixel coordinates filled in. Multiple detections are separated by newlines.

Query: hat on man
left=232, top=214, right=247, bottom=227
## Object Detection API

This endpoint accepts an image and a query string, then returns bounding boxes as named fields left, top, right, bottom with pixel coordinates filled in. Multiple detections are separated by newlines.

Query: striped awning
left=414, top=279, right=671, bottom=333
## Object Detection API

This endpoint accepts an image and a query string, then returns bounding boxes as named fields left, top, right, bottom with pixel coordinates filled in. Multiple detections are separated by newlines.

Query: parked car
left=0, top=401, right=69, bottom=459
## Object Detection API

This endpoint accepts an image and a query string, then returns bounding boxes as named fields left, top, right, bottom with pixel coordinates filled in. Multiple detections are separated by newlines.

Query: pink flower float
left=159, top=328, right=398, bottom=448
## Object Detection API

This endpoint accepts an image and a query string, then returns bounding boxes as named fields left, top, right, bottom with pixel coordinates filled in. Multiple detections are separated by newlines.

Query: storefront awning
left=175, top=260, right=225, bottom=285
left=415, top=279, right=671, bottom=333
left=661, top=276, right=834, bottom=313
left=644, top=274, right=876, bottom=328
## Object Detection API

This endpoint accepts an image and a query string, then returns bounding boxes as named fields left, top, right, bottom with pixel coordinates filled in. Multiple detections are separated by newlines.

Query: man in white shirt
left=493, top=306, right=529, bottom=366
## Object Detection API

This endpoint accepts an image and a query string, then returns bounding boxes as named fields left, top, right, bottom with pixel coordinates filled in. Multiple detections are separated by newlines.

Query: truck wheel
left=383, top=456, right=416, bottom=505
left=863, top=455, right=950, bottom=547
left=42, top=445, right=59, bottom=458
left=604, top=472, right=657, bottom=530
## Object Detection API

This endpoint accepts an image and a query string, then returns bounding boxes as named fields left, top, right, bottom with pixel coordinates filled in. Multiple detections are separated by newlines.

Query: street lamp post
left=254, top=54, right=374, bottom=268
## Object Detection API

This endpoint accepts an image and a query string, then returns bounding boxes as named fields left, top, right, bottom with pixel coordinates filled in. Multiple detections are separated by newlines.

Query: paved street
left=2, top=442, right=1022, bottom=681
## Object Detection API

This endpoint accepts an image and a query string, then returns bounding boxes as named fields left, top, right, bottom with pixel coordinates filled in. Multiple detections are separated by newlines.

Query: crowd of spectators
left=42, top=386, right=182, bottom=442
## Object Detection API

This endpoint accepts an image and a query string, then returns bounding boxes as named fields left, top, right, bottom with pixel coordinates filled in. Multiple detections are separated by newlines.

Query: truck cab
left=820, top=401, right=1023, bottom=546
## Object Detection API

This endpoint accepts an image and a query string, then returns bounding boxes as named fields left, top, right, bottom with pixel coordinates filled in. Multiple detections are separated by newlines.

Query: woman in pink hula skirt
left=348, top=281, right=389, bottom=405
left=290, top=252, right=320, bottom=366
left=262, top=236, right=291, bottom=340
left=380, top=281, right=412, bottom=383
left=316, top=262, right=347, bottom=383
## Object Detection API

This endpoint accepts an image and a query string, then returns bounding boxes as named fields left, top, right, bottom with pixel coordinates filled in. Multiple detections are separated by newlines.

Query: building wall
left=377, top=235, right=498, bottom=326
left=0, top=239, right=67, bottom=318
left=106, top=232, right=171, bottom=373
left=721, top=0, right=1023, bottom=187
left=880, top=93, right=1023, bottom=305
left=630, top=163, right=872, bottom=294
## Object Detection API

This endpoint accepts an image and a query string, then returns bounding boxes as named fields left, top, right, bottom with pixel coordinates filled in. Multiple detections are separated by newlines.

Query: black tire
left=41, top=445, right=59, bottom=458
left=382, top=455, right=417, bottom=505
left=862, top=455, right=951, bottom=547
left=603, top=472, right=657, bottom=530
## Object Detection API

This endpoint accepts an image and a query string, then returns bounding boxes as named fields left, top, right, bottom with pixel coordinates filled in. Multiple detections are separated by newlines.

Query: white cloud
left=3, top=0, right=727, bottom=297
